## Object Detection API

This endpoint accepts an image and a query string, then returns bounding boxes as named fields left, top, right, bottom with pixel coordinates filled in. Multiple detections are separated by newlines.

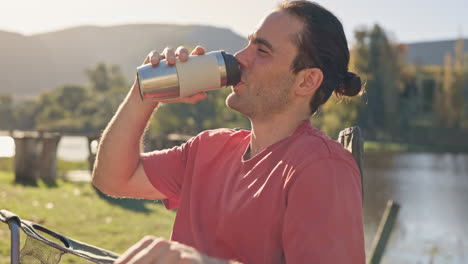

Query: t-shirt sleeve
left=140, top=136, right=197, bottom=210
left=282, top=158, right=365, bottom=263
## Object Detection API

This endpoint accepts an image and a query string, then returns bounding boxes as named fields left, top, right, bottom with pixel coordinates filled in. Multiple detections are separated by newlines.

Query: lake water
left=0, top=135, right=93, bottom=161
left=1, top=135, right=467, bottom=263
left=363, top=152, right=468, bottom=263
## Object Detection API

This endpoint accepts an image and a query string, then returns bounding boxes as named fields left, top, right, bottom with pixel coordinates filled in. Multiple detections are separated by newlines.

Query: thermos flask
left=137, top=50, right=241, bottom=101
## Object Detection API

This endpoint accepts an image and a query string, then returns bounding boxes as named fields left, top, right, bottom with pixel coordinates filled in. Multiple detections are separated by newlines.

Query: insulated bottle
left=137, top=51, right=241, bottom=101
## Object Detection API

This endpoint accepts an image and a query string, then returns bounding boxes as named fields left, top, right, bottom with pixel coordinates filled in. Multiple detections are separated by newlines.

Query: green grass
left=364, top=141, right=409, bottom=152
left=0, top=168, right=175, bottom=263
left=0, top=157, right=89, bottom=179
left=364, top=140, right=468, bottom=153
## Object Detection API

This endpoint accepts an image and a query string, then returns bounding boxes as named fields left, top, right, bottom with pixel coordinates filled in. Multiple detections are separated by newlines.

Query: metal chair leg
left=7, top=218, right=20, bottom=264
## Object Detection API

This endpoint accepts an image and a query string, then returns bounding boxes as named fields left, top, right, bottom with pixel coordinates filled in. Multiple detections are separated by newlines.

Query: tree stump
left=12, top=131, right=61, bottom=184
left=39, top=133, right=61, bottom=182
left=12, top=132, right=41, bottom=183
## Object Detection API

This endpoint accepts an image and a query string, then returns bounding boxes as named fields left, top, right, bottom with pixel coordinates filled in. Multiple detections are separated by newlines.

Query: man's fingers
left=127, top=239, right=170, bottom=264
left=154, top=246, right=181, bottom=264
left=114, top=236, right=156, bottom=264
left=190, top=45, right=206, bottom=56
left=142, top=45, right=204, bottom=67
left=150, top=51, right=161, bottom=67
left=142, top=50, right=161, bottom=66
left=176, top=46, right=189, bottom=62
left=162, top=47, right=176, bottom=65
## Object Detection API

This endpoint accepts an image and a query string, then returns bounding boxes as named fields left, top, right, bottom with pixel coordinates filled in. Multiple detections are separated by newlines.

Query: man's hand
left=139, top=45, right=208, bottom=104
left=92, top=45, right=209, bottom=200
left=114, top=236, right=233, bottom=264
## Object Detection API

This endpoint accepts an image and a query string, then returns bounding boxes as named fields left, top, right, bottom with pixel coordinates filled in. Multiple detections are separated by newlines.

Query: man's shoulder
left=287, top=126, right=355, bottom=165
left=283, top=128, right=361, bottom=189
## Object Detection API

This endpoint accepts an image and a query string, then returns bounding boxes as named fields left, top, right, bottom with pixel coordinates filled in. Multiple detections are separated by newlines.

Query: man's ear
left=295, top=68, right=323, bottom=96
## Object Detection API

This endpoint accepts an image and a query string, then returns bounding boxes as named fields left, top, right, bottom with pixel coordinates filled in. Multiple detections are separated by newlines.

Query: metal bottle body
left=137, top=51, right=238, bottom=101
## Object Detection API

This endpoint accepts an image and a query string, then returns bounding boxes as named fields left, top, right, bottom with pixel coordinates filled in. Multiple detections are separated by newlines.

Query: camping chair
left=337, top=126, right=364, bottom=200
left=337, top=126, right=400, bottom=264
left=0, top=209, right=119, bottom=264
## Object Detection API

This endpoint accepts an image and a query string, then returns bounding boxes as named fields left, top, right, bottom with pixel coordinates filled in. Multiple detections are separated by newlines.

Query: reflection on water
left=363, top=152, right=468, bottom=264
left=1, top=135, right=468, bottom=262
left=56, top=136, right=89, bottom=161
left=0, top=136, right=15, bottom=157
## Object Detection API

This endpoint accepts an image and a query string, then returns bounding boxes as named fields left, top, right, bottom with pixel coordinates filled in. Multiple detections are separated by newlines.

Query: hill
left=1, top=24, right=465, bottom=98
left=0, top=24, right=247, bottom=97
left=406, top=38, right=468, bottom=65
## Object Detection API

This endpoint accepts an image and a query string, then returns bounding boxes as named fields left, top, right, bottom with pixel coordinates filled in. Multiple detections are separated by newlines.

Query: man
left=93, top=1, right=365, bottom=263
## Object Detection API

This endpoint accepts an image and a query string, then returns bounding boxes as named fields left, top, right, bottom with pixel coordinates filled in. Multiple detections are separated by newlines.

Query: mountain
left=406, top=38, right=468, bottom=65
left=1, top=24, right=465, bottom=98
left=0, top=24, right=247, bottom=98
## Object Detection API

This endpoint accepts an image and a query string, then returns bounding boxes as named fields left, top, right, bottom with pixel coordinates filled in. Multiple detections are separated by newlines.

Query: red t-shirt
left=141, top=121, right=365, bottom=264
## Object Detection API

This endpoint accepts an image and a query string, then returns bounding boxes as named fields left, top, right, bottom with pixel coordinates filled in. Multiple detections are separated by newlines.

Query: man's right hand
left=93, top=44, right=209, bottom=200
left=137, top=45, right=208, bottom=104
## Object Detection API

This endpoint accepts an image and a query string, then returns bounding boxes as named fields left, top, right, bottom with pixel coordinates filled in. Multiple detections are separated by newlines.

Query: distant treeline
left=0, top=24, right=467, bottom=149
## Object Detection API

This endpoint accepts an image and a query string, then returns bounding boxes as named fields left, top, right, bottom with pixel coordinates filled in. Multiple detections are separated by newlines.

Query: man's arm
left=92, top=46, right=207, bottom=199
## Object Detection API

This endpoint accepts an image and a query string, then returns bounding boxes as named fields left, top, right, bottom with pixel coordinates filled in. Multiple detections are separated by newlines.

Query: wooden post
left=39, top=133, right=61, bottom=182
left=366, top=200, right=400, bottom=264
left=12, top=132, right=41, bottom=183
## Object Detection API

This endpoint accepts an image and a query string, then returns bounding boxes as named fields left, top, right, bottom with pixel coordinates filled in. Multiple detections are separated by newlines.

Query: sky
left=1, top=0, right=467, bottom=44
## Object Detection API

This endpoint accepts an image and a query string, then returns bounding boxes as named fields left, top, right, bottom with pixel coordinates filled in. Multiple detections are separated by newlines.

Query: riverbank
left=365, top=141, right=468, bottom=153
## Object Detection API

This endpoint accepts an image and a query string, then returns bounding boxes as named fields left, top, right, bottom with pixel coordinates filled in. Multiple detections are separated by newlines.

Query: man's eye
left=258, top=48, right=268, bottom=54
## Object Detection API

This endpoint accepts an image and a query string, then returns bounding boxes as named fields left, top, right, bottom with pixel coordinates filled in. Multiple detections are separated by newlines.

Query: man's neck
left=246, top=113, right=309, bottom=159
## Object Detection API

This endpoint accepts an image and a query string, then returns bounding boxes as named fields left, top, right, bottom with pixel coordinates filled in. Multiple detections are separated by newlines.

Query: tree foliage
left=353, top=25, right=405, bottom=139
left=1, top=63, right=128, bottom=134
left=3, top=61, right=248, bottom=136
left=2, top=32, right=467, bottom=147
left=0, top=94, right=15, bottom=130
left=149, top=88, right=249, bottom=135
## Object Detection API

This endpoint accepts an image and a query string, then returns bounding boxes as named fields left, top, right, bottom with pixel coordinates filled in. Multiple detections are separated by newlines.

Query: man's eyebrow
left=247, top=33, right=275, bottom=52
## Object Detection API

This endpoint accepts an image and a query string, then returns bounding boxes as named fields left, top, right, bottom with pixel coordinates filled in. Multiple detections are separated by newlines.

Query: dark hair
left=278, top=0, right=363, bottom=115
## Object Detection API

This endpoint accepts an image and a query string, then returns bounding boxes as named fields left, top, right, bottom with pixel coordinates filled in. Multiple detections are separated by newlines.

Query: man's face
left=226, top=11, right=304, bottom=120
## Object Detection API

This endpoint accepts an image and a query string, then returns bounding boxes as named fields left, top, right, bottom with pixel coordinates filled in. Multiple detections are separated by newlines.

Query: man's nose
left=234, top=48, right=249, bottom=69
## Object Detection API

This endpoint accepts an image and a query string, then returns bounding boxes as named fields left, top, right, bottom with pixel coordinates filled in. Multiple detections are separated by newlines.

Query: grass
left=364, top=140, right=468, bottom=153
left=364, top=141, right=408, bottom=152
left=0, top=165, right=175, bottom=263
left=0, top=157, right=89, bottom=178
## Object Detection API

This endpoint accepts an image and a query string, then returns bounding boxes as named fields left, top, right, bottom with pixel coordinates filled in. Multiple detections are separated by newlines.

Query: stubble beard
left=226, top=78, right=294, bottom=121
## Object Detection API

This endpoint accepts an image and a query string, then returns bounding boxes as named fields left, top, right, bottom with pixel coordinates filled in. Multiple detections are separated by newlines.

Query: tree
left=13, top=99, right=38, bottom=130
left=55, top=85, right=88, bottom=113
left=315, top=96, right=362, bottom=138
left=86, top=63, right=128, bottom=92
left=0, top=93, right=15, bottom=130
left=148, top=88, right=249, bottom=136
left=435, top=38, right=466, bottom=128
left=352, top=25, right=404, bottom=139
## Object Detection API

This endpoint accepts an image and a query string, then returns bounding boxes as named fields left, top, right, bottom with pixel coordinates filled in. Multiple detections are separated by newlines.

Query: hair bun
left=338, top=72, right=362, bottom=97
